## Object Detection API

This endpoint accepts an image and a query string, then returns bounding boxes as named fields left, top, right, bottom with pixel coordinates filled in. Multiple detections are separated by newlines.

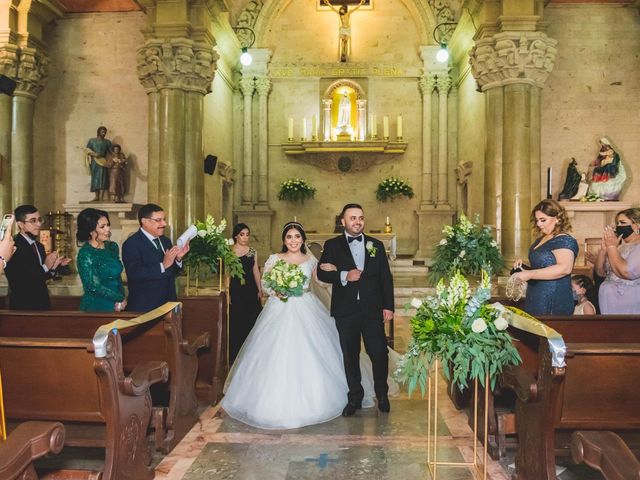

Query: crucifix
left=323, top=0, right=366, bottom=62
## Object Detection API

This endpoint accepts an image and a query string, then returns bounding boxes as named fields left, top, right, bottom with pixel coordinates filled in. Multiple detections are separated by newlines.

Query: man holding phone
left=4, top=205, right=71, bottom=310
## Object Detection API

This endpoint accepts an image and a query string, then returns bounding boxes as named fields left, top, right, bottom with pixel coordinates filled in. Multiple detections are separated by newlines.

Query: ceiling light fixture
left=232, top=26, right=256, bottom=66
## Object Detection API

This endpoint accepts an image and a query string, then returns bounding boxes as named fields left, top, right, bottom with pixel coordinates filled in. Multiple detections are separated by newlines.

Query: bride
left=221, top=222, right=389, bottom=430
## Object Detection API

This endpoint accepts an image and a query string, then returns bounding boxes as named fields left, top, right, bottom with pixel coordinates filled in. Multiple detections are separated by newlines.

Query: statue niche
left=325, top=81, right=366, bottom=142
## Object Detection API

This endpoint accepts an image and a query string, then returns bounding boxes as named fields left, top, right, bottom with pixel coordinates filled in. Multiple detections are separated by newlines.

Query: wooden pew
left=499, top=314, right=640, bottom=480
left=0, top=303, right=209, bottom=453
left=1, top=293, right=230, bottom=405
left=571, top=430, right=640, bottom=480
left=0, top=331, right=168, bottom=480
left=0, top=422, right=67, bottom=480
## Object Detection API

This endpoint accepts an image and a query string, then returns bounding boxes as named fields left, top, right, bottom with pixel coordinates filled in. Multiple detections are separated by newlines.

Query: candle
left=371, top=115, right=377, bottom=136
left=547, top=167, right=552, bottom=199
left=383, top=116, right=389, bottom=139
left=386, top=216, right=390, bottom=224
left=294, top=216, right=297, bottom=222
left=397, top=115, right=403, bottom=138
left=301, top=117, right=307, bottom=140
left=288, top=117, right=293, bottom=139
left=312, top=114, right=318, bottom=139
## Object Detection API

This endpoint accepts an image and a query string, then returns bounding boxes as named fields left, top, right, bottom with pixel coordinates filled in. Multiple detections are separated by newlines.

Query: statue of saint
left=85, top=126, right=112, bottom=202
left=588, top=137, right=627, bottom=200
left=323, top=0, right=366, bottom=62
left=558, top=158, right=581, bottom=200
left=337, top=92, right=351, bottom=128
left=108, top=143, right=127, bottom=203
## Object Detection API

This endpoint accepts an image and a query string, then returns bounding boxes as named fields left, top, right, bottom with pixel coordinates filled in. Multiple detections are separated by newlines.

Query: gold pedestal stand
left=427, top=359, right=489, bottom=480
left=185, top=258, right=224, bottom=296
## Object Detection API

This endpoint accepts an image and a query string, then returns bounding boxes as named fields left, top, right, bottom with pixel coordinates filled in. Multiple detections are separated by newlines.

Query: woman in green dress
left=76, top=208, right=126, bottom=312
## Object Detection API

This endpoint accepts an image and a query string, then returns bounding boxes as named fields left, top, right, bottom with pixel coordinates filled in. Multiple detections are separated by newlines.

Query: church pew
left=0, top=422, right=68, bottom=480
left=2, top=293, right=230, bottom=405
left=499, top=315, right=640, bottom=480
left=0, top=303, right=210, bottom=453
left=0, top=331, right=168, bottom=480
left=571, top=430, right=640, bottom=480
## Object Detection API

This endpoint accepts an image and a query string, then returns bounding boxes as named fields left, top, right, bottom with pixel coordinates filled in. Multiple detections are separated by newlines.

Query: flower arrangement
left=396, top=271, right=521, bottom=396
left=182, top=215, right=244, bottom=281
left=365, top=241, right=377, bottom=257
left=263, top=259, right=307, bottom=302
left=429, top=214, right=503, bottom=283
left=375, top=176, right=414, bottom=202
left=277, top=178, right=316, bottom=204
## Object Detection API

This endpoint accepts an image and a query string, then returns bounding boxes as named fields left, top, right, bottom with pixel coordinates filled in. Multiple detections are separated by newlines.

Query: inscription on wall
left=270, top=63, right=419, bottom=78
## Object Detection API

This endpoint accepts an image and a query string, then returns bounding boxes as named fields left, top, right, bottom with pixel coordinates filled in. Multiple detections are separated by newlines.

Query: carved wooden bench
left=571, top=430, right=640, bottom=480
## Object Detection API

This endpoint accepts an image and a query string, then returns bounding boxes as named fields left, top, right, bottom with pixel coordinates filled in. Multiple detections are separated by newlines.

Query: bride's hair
left=280, top=222, right=307, bottom=254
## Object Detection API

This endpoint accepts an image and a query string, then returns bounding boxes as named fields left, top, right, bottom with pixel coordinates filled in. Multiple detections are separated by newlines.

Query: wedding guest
left=513, top=199, right=578, bottom=315
left=0, top=214, right=15, bottom=275
left=76, top=208, right=126, bottom=312
left=228, top=223, right=262, bottom=364
left=593, top=208, right=640, bottom=314
left=571, top=274, right=597, bottom=315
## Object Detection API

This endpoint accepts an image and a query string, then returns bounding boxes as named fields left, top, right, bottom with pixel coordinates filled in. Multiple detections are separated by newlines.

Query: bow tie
left=347, top=235, right=363, bottom=243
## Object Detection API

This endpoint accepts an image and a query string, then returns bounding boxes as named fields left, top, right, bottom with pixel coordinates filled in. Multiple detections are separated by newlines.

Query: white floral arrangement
left=366, top=240, right=377, bottom=257
left=263, top=259, right=307, bottom=302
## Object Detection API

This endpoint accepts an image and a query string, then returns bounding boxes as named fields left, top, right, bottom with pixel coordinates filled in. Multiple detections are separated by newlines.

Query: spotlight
left=240, top=47, right=253, bottom=66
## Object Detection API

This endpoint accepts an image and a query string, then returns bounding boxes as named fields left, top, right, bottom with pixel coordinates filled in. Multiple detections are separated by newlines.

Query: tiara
left=283, top=221, right=304, bottom=231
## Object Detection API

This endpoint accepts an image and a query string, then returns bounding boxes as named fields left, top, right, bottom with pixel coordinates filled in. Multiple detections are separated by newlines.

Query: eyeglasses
left=22, top=217, right=44, bottom=224
left=145, top=217, right=166, bottom=224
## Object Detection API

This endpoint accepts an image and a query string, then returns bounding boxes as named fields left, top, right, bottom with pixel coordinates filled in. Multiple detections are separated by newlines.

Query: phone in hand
left=0, top=214, right=13, bottom=240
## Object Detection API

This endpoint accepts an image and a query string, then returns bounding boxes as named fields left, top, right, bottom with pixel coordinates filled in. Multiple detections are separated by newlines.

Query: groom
left=318, top=203, right=395, bottom=416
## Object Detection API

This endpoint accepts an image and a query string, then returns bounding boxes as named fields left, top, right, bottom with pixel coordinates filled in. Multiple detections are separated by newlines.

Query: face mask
left=615, top=225, right=634, bottom=239
left=572, top=291, right=580, bottom=301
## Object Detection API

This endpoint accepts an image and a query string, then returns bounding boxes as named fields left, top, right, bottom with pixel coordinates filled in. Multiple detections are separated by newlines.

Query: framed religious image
left=317, top=0, right=373, bottom=11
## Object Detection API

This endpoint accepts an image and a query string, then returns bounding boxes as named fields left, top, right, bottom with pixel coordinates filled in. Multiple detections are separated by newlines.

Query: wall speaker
left=204, top=154, right=217, bottom=175
left=0, top=75, right=16, bottom=96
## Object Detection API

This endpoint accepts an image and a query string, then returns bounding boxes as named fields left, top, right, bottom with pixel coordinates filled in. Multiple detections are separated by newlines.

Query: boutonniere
left=366, top=240, right=377, bottom=257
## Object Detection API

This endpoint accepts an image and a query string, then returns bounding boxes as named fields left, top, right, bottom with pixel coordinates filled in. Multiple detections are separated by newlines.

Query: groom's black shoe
left=377, top=396, right=391, bottom=413
left=342, top=401, right=362, bottom=417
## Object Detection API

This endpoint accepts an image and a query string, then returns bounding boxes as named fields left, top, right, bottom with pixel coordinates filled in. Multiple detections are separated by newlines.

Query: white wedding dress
left=222, top=254, right=398, bottom=430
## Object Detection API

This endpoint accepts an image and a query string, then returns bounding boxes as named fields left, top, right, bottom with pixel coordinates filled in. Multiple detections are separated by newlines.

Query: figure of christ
left=323, top=0, right=366, bottom=63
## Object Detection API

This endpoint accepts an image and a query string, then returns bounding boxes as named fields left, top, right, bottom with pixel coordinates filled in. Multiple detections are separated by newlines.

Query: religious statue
left=323, top=0, right=366, bottom=63
left=85, top=126, right=112, bottom=202
left=588, top=137, right=626, bottom=201
left=558, top=158, right=581, bottom=200
left=108, top=143, right=127, bottom=203
left=337, top=92, right=351, bottom=130
left=455, top=160, right=473, bottom=215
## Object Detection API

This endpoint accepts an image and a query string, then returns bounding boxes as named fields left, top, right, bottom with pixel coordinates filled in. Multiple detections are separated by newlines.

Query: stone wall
left=34, top=12, right=148, bottom=212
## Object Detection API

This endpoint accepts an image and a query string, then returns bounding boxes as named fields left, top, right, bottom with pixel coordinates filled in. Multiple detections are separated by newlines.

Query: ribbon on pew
left=491, top=303, right=567, bottom=368
left=92, top=302, right=181, bottom=358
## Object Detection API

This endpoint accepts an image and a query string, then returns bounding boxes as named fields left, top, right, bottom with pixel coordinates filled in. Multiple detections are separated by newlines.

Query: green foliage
left=375, top=176, right=414, bottom=202
left=277, top=178, right=316, bottom=204
left=396, top=271, right=521, bottom=397
left=429, top=214, right=504, bottom=283
left=262, top=259, right=307, bottom=302
left=182, top=215, right=244, bottom=282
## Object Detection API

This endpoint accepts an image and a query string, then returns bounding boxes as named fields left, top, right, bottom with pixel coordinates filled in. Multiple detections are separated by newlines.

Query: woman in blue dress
left=513, top=199, right=578, bottom=315
left=76, top=208, right=126, bottom=312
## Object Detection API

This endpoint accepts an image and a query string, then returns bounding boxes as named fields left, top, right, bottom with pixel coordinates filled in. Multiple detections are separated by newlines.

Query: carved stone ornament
left=15, top=47, right=49, bottom=98
left=428, top=0, right=457, bottom=42
left=0, top=45, right=19, bottom=79
left=254, top=75, right=272, bottom=96
left=237, top=0, right=264, bottom=30
left=469, top=31, right=557, bottom=90
left=217, top=161, right=236, bottom=184
left=418, top=73, right=437, bottom=97
left=137, top=38, right=218, bottom=94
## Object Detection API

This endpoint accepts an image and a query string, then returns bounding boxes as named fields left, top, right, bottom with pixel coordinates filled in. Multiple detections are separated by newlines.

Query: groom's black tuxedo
left=318, top=234, right=394, bottom=405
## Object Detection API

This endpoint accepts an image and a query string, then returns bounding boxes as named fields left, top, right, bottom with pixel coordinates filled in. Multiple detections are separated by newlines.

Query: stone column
left=11, top=48, right=48, bottom=206
left=470, top=31, right=557, bottom=264
left=322, top=99, right=332, bottom=141
left=255, top=75, right=271, bottom=205
left=356, top=99, right=366, bottom=141
left=418, top=74, right=436, bottom=207
left=436, top=74, right=452, bottom=207
left=0, top=45, right=18, bottom=215
left=239, top=76, right=254, bottom=206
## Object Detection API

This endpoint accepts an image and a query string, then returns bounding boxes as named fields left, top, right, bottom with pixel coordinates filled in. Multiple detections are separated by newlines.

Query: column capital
left=239, top=77, right=255, bottom=97
left=0, top=44, right=19, bottom=79
left=322, top=99, right=333, bottom=108
left=254, top=76, right=271, bottom=97
left=418, top=73, right=437, bottom=97
left=469, top=31, right=557, bottom=91
left=436, top=74, right=452, bottom=95
left=14, top=47, right=49, bottom=99
left=136, top=38, right=218, bottom=94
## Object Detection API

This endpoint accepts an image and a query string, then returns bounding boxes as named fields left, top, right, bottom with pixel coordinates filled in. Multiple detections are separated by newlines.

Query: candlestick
left=383, top=116, right=389, bottom=140
left=288, top=117, right=293, bottom=142
left=301, top=117, right=307, bottom=141
left=546, top=167, right=552, bottom=199
left=397, top=115, right=403, bottom=140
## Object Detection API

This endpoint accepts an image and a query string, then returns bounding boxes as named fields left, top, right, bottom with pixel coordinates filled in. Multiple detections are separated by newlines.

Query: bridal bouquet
left=263, top=259, right=307, bottom=302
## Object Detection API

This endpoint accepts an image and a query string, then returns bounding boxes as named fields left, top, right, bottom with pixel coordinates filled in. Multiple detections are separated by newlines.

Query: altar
left=306, top=233, right=397, bottom=260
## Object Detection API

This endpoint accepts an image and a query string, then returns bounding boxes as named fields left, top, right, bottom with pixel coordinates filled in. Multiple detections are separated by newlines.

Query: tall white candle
left=386, top=216, right=390, bottom=224
left=312, top=114, right=318, bottom=139
left=383, top=116, right=389, bottom=138
left=397, top=115, right=403, bottom=138
left=288, top=117, right=293, bottom=139
left=301, top=117, right=307, bottom=140
left=371, top=115, right=377, bottom=136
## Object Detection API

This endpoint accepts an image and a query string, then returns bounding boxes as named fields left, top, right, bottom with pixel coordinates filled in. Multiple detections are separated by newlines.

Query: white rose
left=289, top=281, right=298, bottom=288
left=494, top=316, right=509, bottom=331
left=226, top=238, right=234, bottom=246
left=197, top=229, right=207, bottom=237
left=471, top=318, right=487, bottom=333
left=366, top=241, right=373, bottom=250
left=410, top=298, right=423, bottom=309
left=439, top=239, right=447, bottom=246
left=459, top=250, right=466, bottom=258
